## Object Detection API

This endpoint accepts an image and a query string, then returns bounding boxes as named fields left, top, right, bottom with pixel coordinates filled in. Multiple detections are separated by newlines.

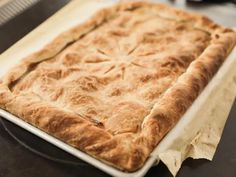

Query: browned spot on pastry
left=193, top=61, right=210, bottom=84
left=109, top=87, right=122, bottom=96
left=42, top=69, right=62, bottom=80
left=105, top=101, right=148, bottom=134
left=139, top=74, right=154, bottom=83
left=61, top=67, right=82, bottom=78
left=214, top=33, right=220, bottom=39
left=62, top=52, right=81, bottom=66
left=68, top=93, right=97, bottom=106
left=112, top=12, right=132, bottom=28
left=153, top=113, right=173, bottom=133
left=175, top=24, right=186, bottom=31
left=161, top=56, right=188, bottom=69
left=75, top=76, right=99, bottom=91
left=84, top=55, right=110, bottom=63
left=141, top=78, right=173, bottom=100
left=142, top=88, right=162, bottom=100
left=48, top=116, right=80, bottom=134
left=108, top=27, right=130, bottom=36
left=121, top=66, right=125, bottom=80
left=68, top=124, right=111, bottom=149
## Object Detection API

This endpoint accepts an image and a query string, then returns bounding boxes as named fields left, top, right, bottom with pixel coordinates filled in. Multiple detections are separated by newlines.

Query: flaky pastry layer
left=0, top=1, right=236, bottom=171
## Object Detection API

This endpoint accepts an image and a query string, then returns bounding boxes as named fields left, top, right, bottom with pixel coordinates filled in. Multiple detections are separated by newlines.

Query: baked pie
left=0, top=1, right=235, bottom=172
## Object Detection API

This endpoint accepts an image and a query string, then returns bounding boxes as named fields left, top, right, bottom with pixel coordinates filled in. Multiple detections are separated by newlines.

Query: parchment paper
left=158, top=45, right=236, bottom=176
left=0, top=1, right=236, bottom=176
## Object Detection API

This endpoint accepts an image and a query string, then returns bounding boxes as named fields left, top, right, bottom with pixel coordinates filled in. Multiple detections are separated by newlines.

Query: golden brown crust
left=0, top=1, right=236, bottom=172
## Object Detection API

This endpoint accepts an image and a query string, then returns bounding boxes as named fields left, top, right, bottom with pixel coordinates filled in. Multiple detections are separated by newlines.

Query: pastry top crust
left=0, top=1, right=236, bottom=171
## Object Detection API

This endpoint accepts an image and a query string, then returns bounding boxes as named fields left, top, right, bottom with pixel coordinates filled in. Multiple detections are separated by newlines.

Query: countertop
left=0, top=0, right=236, bottom=177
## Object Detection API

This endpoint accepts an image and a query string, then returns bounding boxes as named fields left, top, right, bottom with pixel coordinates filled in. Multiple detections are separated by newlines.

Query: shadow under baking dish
left=0, top=118, right=90, bottom=166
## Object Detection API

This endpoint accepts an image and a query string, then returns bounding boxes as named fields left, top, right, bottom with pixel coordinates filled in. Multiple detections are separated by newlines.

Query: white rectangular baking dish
left=0, top=0, right=236, bottom=176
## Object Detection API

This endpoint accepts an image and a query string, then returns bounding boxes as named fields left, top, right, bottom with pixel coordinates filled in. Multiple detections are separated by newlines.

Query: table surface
left=0, top=0, right=236, bottom=177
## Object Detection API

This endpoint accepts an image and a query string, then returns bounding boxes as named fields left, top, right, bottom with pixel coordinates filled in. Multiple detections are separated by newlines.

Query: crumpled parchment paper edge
left=158, top=46, right=236, bottom=176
